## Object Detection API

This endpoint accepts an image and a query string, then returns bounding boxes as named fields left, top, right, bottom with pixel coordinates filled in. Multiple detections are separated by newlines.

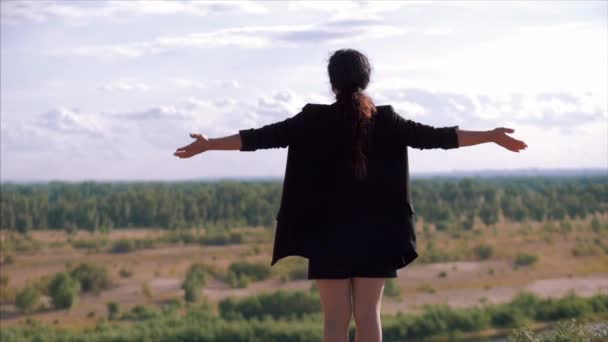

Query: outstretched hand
left=492, top=127, right=528, bottom=152
left=173, top=133, right=210, bottom=158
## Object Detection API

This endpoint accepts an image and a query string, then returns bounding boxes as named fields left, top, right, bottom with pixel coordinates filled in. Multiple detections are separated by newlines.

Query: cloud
left=1, top=0, right=267, bottom=25
left=100, top=78, right=150, bottom=92
left=288, top=1, right=431, bottom=15
left=46, top=19, right=412, bottom=59
left=373, top=88, right=607, bottom=132
left=2, top=86, right=605, bottom=181
left=172, top=78, right=240, bottom=90
left=37, top=107, right=105, bottom=136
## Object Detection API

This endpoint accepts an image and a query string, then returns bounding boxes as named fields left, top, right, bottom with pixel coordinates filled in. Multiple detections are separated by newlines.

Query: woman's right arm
left=456, top=128, right=528, bottom=152
left=390, top=106, right=527, bottom=152
left=173, top=133, right=242, bottom=158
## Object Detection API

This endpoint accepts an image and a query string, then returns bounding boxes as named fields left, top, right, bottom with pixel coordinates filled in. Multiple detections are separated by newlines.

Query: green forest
left=1, top=175, right=607, bottom=232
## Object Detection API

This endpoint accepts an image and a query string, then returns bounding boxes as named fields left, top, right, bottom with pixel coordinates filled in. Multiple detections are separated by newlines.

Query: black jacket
left=239, top=102, right=459, bottom=270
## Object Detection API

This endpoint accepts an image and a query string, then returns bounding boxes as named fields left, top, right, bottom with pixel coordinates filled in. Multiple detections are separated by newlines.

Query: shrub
left=200, top=231, right=243, bottom=246
left=15, top=286, right=40, bottom=313
left=110, top=239, right=134, bottom=253
left=0, top=286, right=17, bottom=305
left=218, top=289, right=321, bottom=320
left=119, top=268, right=133, bottom=278
left=107, top=301, right=120, bottom=320
left=590, top=217, right=602, bottom=232
left=141, top=282, right=153, bottom=298
left=228, top=261, right=271, bottom=282
left=384, top=278, right=402, bottom=298
left=514, top=253, right=538, bottom=267
left=489, top=306, right=528, bottom=328
left=473, top=244, right=494, bottom=260
left=47, top=272, right=80, bottom=309
left=508, top=318, right=608, bottom=342
left=535, top=291, right=592, bottom=321
left=3, top=254, right=15, bottom=264
left=182, top=263, right=208, bottom=302
left=417, top=283, right=436, bottom=293
left=110, top=238, right=156, bottom=253
left=120, top=305, right=157, bottom=321
left=0, top=274, right=8, bottom=287
left=287, top=262, right=309, bottom=281
left=69, top=263, right=111, bottom=294
left=68, top=237, right=108, bottom=251
left=571, top=242, right=599, bottom=257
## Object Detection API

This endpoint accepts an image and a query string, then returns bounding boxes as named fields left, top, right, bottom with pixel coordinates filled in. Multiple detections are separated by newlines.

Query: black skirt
left=307, top=254, right=398, bottom=279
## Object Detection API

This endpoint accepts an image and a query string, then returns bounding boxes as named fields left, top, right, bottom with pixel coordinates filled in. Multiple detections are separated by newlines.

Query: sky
left=1, top=0, right=607, bottom=182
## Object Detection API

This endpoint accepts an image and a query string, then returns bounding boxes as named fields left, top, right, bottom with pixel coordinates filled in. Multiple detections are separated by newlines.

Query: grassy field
left=1, top=213, right=607, bottom=332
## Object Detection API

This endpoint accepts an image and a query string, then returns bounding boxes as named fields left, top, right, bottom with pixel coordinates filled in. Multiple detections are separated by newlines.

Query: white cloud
left=288, top=1, right=431, bottom=15
left=100, top=78, right=150, bottom=92
left=46, top=20, right=410, bottom=59
left=173, top=78, right=240, bottom=90
left=373, top=88, right=607, bottom=131
left=1, top=0, right=267, bottom=25
left=38, top=107, right=105, bottom=136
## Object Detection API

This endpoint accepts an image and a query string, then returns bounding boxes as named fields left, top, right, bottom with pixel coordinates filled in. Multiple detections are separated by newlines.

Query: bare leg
left=316, top=278, right=353, bottom=342
left=352, top=277, right=385, bottom=342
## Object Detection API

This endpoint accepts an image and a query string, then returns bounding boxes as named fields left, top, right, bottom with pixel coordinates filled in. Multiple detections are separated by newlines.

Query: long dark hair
left=328, top=49, right=377, bottom=180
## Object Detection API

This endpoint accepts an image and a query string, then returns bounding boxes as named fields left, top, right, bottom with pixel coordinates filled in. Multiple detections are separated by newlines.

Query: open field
left=2, top=213, right=607, bottom=330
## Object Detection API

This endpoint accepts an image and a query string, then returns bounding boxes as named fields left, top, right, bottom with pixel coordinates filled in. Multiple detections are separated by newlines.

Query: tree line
left=1, top=176, right=606, bottom=232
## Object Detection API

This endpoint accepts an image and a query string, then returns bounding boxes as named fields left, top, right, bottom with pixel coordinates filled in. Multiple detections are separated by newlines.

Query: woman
left=174, top=49, right=527, bottom=342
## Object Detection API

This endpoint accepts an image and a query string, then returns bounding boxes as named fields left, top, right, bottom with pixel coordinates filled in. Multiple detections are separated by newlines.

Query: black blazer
left=239, top=103, right=459, bottom=270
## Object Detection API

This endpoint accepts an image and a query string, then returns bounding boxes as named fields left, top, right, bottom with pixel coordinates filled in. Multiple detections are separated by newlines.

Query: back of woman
left=173, top=48, right=528, bottom=342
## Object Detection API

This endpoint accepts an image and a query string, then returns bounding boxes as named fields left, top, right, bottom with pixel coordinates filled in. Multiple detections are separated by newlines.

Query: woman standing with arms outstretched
left=174, top=49, right=527, bottom=342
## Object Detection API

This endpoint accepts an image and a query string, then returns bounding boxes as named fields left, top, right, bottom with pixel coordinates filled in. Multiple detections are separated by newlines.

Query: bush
left=15, top=286, right=40, bottom=313
left=182, top=263, right=208, bottom=302
left=218, top=289, right=321, bottom=320
left=514, top=253, right=538, bottom=267
left=109, top=238, right=156, bottom=253
left=47, top=272, right=80, bottom=309
left=141, top=282, right=153, bottom=298
left=68, top=237, right=108, bottom=251
left=120, top=305, right=158, bottom=321
left=0, top=274, right=8, bottom=287
left=200, top=231, right=243, bottom=246
left=489, top=306, right=528, bottom=328
left=3, top=254, right=15, bottom=264
left=110, top=239, right=134, bottom=253
left=69, top=263, right=111, bottom=294
left=473, top=244, right=494, bottom=260
left=535, top=291, right=593, bottom=321
left=107, top=301, right=120, bottom=320
left=508, top=318, right=608, bottom=342
left=228, top=261, right=271, bottom=282
left=0, top=286, right=17, bottom=305
left=571, top=241, right=599, bottom=257
left=590, top=217, right=603, bottom=232
left=384, top=278, right=402, bottom=298
left=119, top=268, right=133, bottom=278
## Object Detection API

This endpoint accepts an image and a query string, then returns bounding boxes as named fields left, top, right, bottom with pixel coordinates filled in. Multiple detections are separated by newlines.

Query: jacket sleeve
left=238, top=104, right=310, bottom=151
left=390, top=106, right=460, bottom=150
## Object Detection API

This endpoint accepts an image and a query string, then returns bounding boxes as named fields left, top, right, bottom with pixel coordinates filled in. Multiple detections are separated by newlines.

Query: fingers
left=502, top=127, right=515, bottom=133
left=173, top=151, right=191, bottom=158
left=190, top=132, right=206, bottom=140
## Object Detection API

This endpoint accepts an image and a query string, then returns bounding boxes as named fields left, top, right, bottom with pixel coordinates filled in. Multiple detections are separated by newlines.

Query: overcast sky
left=1, top=0, right=606, bottom=181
